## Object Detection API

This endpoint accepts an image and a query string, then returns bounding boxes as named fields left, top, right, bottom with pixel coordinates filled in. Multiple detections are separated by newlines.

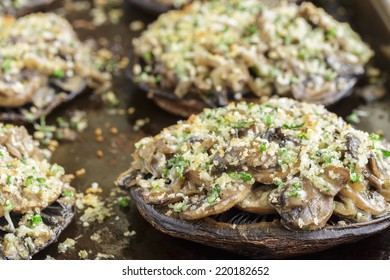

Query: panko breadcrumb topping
left=133, top=0, right=373, bottom=106
left=122, top=98, right=390, bottom=230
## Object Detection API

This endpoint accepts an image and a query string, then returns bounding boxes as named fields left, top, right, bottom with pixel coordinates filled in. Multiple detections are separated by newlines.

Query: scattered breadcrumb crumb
left=78, top=250, right=89, bottom=259
left=90, top=231, right=102, bottom=243
left=129, top=20, right=144, bottom=31
left=110, top=127, right=119, bottom=135
left=123, top=230, right=136, bottom=237
left=133, top=118, right=150, bottom=131
left=76, top=168, right=86, bottom=177
left=127, top=107, right=135, bottom=115
left=97, top=150, right=104, bottom=158
left=58, top=238, right=77, bottom=254
left=95, top=253, right=115, bottom=260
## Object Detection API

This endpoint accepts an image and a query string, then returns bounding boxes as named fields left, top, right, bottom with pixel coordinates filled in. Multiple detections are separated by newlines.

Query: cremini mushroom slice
left=0, top=123, right=75, bottom=259
left=236, top=185, right=276, bottom=214
left=0, top=13, right=110, bottom=122
left=117, top=97, right=390, bottom=232
left=269, top=178, right=334, bottom=230
left=130, top=0, right=373, bottom=116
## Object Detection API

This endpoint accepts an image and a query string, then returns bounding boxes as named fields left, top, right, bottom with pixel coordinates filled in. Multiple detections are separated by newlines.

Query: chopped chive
left=6, top=175, right=12, bottom=185
left=260, top=143, right=267, bottom=152
left=228, top=172, right=253, bottom=182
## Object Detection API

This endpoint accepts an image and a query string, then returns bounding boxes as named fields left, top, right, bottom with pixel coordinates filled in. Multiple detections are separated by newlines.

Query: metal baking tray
left=29, top=0, right=390, bottom=259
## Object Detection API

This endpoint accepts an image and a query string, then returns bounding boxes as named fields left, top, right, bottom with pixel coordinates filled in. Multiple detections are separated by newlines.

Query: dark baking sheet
left=30, top=0, right=390, bottom=259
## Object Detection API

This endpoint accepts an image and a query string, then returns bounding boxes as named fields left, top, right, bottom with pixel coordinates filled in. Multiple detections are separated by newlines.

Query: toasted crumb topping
left=133, top=1, right=372, bottom=105
left=124, top=98, right=390, bottom=230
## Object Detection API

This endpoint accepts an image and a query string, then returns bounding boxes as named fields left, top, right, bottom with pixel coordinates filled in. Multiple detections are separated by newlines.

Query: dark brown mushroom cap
left=0, top=0, right=55, bottom=17
left=129, top=1, right=373, bottom=117
left=128, top=187, right=390, bottom=258
left=0, top=191, right=75, bottom=260
left=117, top=98, right=390, bottom=256
left=0, top=13, right=110, bottom=123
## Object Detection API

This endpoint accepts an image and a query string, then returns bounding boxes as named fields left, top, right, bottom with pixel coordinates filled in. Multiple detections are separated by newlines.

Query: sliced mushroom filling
left=119, top=98, right=390, bottom=231
left=132, top=0, right=373, bottom=106
left=0, top=123, right=75, bottom=259
left=0, top=13, right=109, bottom=110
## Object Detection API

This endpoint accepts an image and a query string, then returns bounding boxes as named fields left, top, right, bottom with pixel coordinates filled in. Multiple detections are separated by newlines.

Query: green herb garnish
left=118, top=197, right=130, bottom=208
left=4, top=200, right=14, bottom=212
left=173, top=200, right=187, bottom=212
left=53, top=69, right=65, bottom=79
left=347, top=113, right=360, bottom=124
left=228, top=172, right=253, bottom=182
left=30, top=214, right=43, bottom=228
left=168, top=155, right=190, bottom=179
left=265, top=115, right=274, bottom=126
left=232, top=121, right=256, bottom=129
left=282, top=123, right=304, bottom=130
left=260, top=143, right=267, bottom=152
left=207, top=184, right=221, bottom=205
left=6, top=175, right=12, bottom=185
left=25, top=176, right=34, bottom=186
left=380, top=149, right=390, bottom=158
left=285, top=183, right=302, bottom=197
left=63, top=190, right=74, bottom=198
